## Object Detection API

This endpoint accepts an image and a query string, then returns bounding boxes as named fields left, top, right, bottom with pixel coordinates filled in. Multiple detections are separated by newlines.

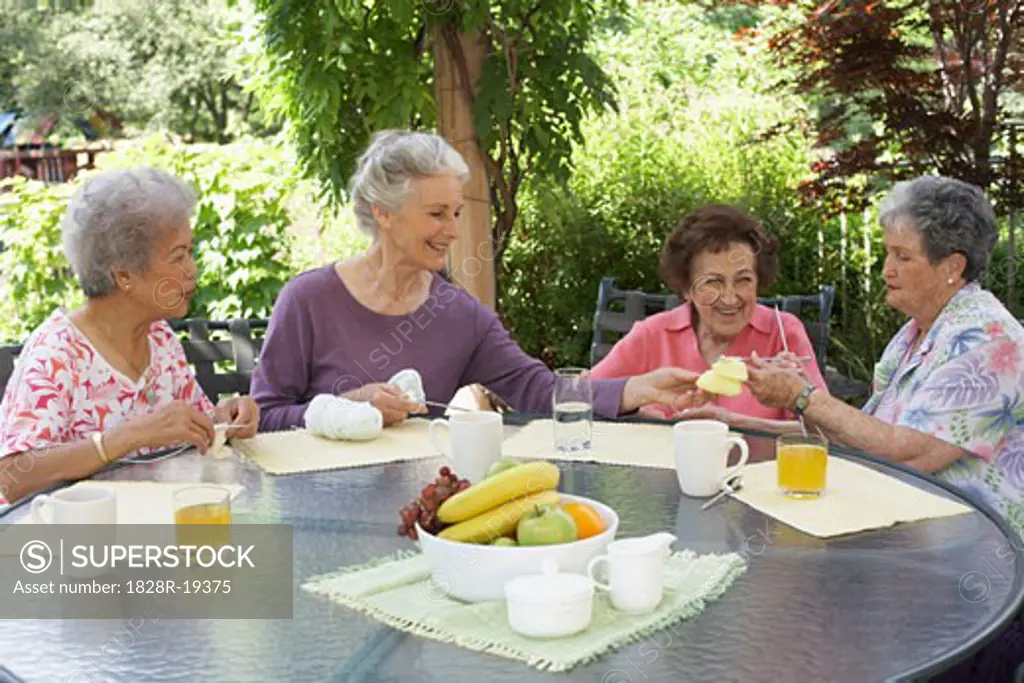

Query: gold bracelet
left=91, top=431, right=111, bottom=464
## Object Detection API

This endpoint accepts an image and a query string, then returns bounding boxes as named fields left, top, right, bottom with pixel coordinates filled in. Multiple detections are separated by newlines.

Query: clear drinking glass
left=553, top=368, right=593, bottom=454
left=173, top=485, right=232, bottom=548
left=776, top=433, right=828, bottom=499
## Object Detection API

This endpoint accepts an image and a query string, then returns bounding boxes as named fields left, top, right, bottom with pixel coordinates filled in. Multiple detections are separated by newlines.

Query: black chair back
left=171, top=318, right=268, bottom=401
left=0, top=344, right=22, bottom=400
left=590, top=277, right=836, bottom=369
left=0, top=319, right=267, bottom=403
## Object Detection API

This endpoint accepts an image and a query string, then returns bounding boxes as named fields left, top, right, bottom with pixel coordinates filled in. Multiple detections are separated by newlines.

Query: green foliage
left=0, top=136, right=369, bottom=342
left=248, top=0, right=626, bottom=213
left=2, top=0, right=265, bottom=142
left=501, top=2, right=829, bottom=366
left=0, top=178, right=84, bottom=340
left=247, top=0, right=436, bottom=202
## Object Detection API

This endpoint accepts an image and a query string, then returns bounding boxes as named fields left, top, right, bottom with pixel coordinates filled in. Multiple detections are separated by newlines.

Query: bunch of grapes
left=397, top=466, right=471, bottom=540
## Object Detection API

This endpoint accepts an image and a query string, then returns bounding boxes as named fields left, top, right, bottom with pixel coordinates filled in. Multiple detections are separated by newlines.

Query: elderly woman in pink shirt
left=590, top=205, right=828, bottom=432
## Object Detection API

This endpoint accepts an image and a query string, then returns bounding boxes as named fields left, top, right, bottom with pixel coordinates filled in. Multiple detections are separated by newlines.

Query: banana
left=437, top=461, right=560, bottom=523
left=438, top=490, right=560, bottom=543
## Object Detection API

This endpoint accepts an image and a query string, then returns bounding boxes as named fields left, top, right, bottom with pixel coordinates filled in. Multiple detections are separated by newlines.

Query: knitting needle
left=701, top=474, right=743, bottom=511
left=773, top=305, right=809, bottom=437
left=423, top=400, right=474, bottom=413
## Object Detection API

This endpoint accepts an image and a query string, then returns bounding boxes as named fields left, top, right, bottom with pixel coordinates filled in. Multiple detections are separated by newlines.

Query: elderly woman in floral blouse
left=0, top=168, right=258, bottom=503
left=747, top=176, right=1023, bottom=535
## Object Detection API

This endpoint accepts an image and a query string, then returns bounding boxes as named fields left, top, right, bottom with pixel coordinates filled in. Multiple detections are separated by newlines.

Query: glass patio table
left=0, top=416, right=1020, bottom=683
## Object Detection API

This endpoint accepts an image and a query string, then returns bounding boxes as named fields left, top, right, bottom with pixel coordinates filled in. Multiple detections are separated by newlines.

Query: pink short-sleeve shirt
left=0, top=310, right=215, bottom=468
left=590, top=303, right=828, bottom=419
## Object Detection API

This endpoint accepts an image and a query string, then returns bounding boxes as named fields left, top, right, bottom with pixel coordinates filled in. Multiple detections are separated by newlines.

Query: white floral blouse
left=863, top=283, right=1023, bottom=536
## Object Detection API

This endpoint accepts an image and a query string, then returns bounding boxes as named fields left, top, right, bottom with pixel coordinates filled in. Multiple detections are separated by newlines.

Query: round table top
left=0, top=419, right=1020, bottom=683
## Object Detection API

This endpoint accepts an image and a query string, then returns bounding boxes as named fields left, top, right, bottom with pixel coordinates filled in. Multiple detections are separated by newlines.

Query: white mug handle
left=723, top=436, right=749, bottom=481
left=31, top=495, right=54, bottom=524
left=428, top=419, right=451, bottom=457
left=586, top=555, right=612, bottom=591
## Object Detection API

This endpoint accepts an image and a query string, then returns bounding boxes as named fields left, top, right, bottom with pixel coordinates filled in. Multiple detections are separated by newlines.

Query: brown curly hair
left=659, top=205, right=780, bottom=295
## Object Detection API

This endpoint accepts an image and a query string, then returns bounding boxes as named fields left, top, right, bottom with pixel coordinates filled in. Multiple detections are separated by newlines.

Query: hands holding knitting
left=304, top=369, right=429, bottom=441
left=341, top=383, right=426, bottom=426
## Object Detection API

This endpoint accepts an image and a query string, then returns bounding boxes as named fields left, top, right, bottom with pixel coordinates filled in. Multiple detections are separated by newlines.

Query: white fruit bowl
left=416, top=493, right=619, bottom=603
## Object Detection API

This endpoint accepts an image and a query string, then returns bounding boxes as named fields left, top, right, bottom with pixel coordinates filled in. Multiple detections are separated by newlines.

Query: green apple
left=516, top=504, right=578, bottom=546
left=491, top=537, right=517, bottom=547
left=486, top=457, right=524, bottom=479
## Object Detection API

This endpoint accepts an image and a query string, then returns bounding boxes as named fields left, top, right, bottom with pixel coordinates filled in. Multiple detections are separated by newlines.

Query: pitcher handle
left=586, top=554, right=612, bottom=591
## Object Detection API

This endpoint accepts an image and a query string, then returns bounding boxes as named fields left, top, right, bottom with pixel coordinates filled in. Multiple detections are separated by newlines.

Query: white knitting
left=208, top=424, right=231, bottom=459
left=304, top=394, right=384, bottom=441
left=388, top=368, right=426, bottom=404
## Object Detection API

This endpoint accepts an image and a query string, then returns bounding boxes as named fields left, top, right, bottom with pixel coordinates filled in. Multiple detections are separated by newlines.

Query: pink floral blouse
left=862, top=284, right=1023, bottom=536
left=0, top=310, right=214, bottom=488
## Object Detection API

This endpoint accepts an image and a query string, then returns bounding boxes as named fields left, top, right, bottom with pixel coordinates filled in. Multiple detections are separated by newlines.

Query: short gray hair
left=62, top=167, right=196, bottom=298
left=879, top=176, right=997, bottom=282
left=348, top=130, right=470, bottom=237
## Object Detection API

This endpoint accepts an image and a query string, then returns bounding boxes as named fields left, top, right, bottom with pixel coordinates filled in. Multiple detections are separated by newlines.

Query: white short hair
left=62, top=167, right=196, bottom=298
left=348, top=130, right=470, bottom=238
left=879, top=176, right=996, bottom=282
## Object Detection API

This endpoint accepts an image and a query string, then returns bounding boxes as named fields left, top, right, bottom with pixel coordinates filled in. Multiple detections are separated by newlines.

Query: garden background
left=1, top=0, right=1022, bottom=389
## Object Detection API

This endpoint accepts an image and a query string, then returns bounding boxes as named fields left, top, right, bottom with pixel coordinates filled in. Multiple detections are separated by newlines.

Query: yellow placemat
left=732, top=457, right=973, bottom=538
left=501, top=419, right=676, bottom=469
left=233, top=418, right=440, bottom=475
left=14, top=480, right=245, bottom=526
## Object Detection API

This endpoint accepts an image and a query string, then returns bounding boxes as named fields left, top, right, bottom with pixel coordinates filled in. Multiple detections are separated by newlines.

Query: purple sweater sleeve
left=460, top=308, right=627, bottom=418
left=251, top=280, right=314, bottom=431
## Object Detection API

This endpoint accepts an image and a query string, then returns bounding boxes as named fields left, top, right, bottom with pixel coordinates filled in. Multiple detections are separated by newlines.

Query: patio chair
left=171, top=318, right=268, bottom=400
left=0, top=318, right=268, bottom=403
left=0, top=343, right=21, bottom=400
left=590, top=276, right=836, bottom=370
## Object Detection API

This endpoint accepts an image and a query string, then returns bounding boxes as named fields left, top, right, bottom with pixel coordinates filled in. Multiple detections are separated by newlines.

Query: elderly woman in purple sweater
left=251, top=130, right=703, bottom=431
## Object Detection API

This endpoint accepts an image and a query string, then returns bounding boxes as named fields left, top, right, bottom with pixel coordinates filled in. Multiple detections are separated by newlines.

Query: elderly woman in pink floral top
left=748, top=177, right=1023, bottom=536
left=0, top=168, right=258, bottom=503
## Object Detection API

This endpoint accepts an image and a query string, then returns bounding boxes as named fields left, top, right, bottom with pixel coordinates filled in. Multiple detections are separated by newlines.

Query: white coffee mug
left=429, top=411, right=503, bottom=482
left=32, top=485, right=117, bottom=525
left=673, top=420, right=749, bottom=497
left=586, top=537, right=669, bottom=614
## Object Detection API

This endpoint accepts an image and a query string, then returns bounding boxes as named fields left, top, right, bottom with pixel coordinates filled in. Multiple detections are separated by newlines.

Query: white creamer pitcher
left=586, top=532, right=676, bottom=614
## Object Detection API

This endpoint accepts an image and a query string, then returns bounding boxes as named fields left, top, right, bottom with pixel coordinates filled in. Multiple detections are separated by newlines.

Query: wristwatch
left=792, top=384, right=818, bottom=417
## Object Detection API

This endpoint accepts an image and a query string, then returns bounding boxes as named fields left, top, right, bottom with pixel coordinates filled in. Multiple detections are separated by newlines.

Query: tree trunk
left=433, top=25, right=496, bottom=310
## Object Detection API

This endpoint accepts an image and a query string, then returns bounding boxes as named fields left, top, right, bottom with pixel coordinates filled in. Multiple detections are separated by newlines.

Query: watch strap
left=793, top=384, right=817, bottom=416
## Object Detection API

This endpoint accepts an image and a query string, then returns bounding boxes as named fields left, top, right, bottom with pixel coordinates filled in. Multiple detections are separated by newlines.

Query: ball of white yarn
left=305, top=394, right=384, bottom=441
left=389, top=368, right=426, bottom=404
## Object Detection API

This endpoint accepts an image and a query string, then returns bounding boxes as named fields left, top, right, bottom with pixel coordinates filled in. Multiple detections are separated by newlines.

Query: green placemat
left=303, top=549, right=747, bottom=672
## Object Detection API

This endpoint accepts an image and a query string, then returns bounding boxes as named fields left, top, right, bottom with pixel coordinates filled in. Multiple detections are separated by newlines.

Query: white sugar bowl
left=504, top=561, right=594, bottom=639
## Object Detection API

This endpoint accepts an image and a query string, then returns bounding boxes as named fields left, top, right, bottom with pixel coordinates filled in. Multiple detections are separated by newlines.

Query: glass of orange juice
left=173, top=485, right=232, bottom=547
left=776, top=433, right=828, bottom=499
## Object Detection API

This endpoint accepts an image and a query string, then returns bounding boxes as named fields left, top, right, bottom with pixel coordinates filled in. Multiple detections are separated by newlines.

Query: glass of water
left=553, top=368, right=593, bottom=454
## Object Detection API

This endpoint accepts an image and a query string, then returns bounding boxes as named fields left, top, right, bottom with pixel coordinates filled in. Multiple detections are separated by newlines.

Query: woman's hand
left=215, top=396, right=260, bottom=439
left=122, top=400, right=216, bottom=454
left=343, top=384, right=425, bottom=426
left=746, top=358, right=808, bottom=409
left=620, top=367, right=707, bottom=414
left=668, top=403, right=735, bottom=424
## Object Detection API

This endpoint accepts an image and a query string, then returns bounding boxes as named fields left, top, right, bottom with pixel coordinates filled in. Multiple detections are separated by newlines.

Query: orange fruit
left=561, top=503, right=606, bottom=540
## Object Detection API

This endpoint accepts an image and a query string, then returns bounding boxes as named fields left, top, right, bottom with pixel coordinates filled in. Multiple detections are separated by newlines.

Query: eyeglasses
left=689, top=274, right=757, bottom=308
